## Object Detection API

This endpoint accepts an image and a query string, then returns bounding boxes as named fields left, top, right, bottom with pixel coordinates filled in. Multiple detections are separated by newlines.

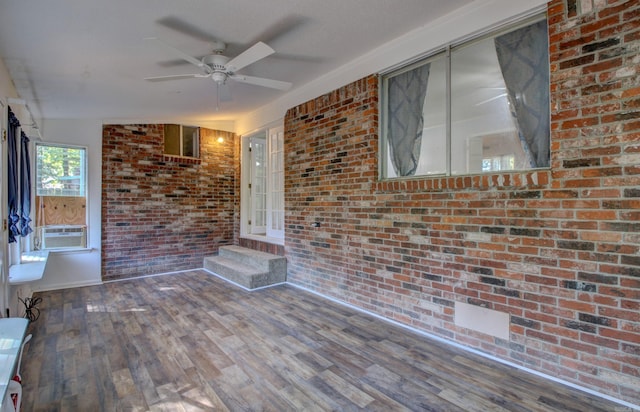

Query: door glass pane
left=251, top=139, right=267, bottom=232
left=267, top=128, right=284, bottom=237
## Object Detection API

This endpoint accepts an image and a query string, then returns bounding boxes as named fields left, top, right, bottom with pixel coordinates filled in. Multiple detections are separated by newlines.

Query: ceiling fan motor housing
left=202, top=54, right=230, bottom=71
left=202, top=54, right=231, bottom=83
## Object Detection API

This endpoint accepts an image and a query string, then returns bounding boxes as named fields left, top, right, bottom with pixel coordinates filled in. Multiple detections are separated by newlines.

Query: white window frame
left=34, top=143, right=88, bottom=250
left=380, top=13, right=549, bottom=180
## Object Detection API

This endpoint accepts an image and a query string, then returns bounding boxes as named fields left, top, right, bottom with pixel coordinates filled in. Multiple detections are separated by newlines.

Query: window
left=35, top=144, right=87, bottom=249
left=381, top=15, right=549, bottom=179
left=164, top=124, right=199, bottom=158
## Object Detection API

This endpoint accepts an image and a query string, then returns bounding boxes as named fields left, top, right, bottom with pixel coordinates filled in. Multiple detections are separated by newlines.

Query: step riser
left=204, top=260, right=275, bottom=289
left=204, top=246, right=287, bottom=290
left=219, top=246, right=286, bottom=272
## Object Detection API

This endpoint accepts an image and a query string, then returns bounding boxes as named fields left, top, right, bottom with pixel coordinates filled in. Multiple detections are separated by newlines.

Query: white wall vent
left=42, top=225, right=86, bottom=249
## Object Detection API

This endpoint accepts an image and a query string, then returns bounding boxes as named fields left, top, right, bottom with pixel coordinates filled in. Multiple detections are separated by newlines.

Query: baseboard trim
left=286, top=282, right=640, bottom=411
left=33, top=279, right=103, bottom=293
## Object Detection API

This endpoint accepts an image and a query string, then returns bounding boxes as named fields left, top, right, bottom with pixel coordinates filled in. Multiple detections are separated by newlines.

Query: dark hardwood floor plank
left=361, top=363, right=460, bottom=412
left=19, top=270, right=631, bottom=411
left=233, top=347, right=291, bottom=391
left=317, top=367, right=376, bottom=408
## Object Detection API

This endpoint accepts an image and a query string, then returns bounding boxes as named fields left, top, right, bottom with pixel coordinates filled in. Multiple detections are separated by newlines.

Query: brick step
left=204, top=246, right=286, bottom=290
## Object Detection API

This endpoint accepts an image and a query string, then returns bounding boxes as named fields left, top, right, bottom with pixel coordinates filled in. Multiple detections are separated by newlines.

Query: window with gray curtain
left=381, top=14, right=549, bottom=179
left=386, top=63, right=430, bottom=177
left=494, top=19, right=550, bottom=169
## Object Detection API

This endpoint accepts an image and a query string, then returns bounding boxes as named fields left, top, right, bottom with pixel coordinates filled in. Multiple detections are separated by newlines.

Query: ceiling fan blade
left=225, top=42, right=274, bottom=72
left=145, top=37, right=206, bottom=71
left=250, top=15, right=310, bottom=45
left=230, top=74, right=292, bottom=91
left=156, top=16, right=219, bottom=43
left=144, top=74, right=208, bottom=81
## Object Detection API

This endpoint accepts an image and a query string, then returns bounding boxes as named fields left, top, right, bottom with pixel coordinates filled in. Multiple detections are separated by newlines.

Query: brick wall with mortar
left=101, top=124, right=239, bottom=281
left=238, top=238, right=285, bottom=256
left=284, top=0, right=639, bottom=404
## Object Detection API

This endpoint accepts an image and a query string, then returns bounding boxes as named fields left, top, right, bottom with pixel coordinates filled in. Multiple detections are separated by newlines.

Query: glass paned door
left=267, top=127, right=284, bottom=238
left=250, top=135, right=267, bottom=234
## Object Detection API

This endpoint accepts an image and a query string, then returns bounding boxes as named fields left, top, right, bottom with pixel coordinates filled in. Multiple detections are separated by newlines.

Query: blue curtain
left=7, top=108, right=20, bottom=243
left=494, top=20, right=550, bottom=168
left=7, top=107, right=33, bottom=243
left=387, top=63, right=431, bottom=176
left=20, top=131, right=33, bottom=236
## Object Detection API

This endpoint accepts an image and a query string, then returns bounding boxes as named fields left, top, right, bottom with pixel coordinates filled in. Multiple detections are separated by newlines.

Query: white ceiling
left=0, top=0, right=475, bottom=129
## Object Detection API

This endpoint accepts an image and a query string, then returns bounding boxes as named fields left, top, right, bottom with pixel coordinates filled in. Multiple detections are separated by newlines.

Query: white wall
left=236, top=0, right=549, bottom=135
left=0, top=58, right=20, bottom=314
left=29, top=118, right=103, bottom=291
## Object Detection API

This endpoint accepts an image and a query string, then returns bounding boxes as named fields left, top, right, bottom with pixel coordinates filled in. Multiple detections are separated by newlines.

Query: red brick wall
left=238, top=238, right=285, bottom=256
left=101, top=124, right=239, bottom=281
left=284, top=0, right=639, bottom=404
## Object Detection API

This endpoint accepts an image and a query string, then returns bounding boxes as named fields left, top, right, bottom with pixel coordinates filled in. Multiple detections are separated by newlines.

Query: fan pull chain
left=216, top=82, right=221, bottom=111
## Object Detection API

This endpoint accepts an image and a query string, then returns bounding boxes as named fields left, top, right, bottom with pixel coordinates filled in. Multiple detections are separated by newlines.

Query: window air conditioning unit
left=42, top=225, right=87, bottom=249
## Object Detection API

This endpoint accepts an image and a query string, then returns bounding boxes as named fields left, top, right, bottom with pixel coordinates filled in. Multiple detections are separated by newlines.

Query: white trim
left=102, top=268, right=200, bottom=284
left=45, top=247, right=94, bottom=255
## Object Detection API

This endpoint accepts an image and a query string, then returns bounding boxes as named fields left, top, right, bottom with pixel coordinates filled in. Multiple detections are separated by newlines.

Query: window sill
left=9, top=250, right=50, bottom=285
left=45, top=247, right=94, bottom=255
left=377, top=169, right=550, bottom=192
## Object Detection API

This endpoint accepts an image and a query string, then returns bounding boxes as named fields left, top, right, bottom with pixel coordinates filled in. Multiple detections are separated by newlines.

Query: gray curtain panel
left=494, top=20, right=550, bottom=168
left=387, top=63, right=430, bottom=176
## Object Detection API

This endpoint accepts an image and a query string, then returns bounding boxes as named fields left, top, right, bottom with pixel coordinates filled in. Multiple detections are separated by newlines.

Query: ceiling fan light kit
left=211, top=72, right=227, bottom=84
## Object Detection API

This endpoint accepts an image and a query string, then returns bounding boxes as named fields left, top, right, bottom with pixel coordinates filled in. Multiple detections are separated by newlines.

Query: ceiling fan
left=145, top=38, right=293, bottom=99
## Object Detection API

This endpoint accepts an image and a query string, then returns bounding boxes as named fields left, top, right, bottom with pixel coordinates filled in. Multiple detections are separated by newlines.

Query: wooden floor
left=20, top=270, right=627, bottom=411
